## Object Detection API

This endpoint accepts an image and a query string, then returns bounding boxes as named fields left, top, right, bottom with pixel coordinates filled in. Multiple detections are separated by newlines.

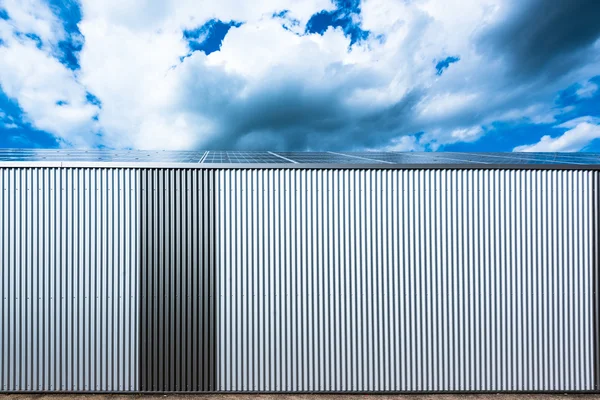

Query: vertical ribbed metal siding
left=215, top=168, right=597, bottom=392
left=1, top=166, right=598, bottom=392
left=139, top=168, right=217, bottom=392
left=0, top=167, right=139, bottom=392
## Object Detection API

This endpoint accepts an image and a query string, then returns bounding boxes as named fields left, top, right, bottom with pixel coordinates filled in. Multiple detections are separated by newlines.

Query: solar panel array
left=202, top=151, right=286, bottom=163
left=0, top=149, right=205, bottom=162
left=0, top=149, right=599, bottom=165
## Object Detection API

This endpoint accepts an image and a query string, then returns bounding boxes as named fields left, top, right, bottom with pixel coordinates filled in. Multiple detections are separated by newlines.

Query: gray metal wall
left=0, top=167, right=140, bottom=391
left=215, top=168, right=598, bottom=392
left=1, top=166, right=598, bottom=392
left=139, top=168, right=218, bottom=392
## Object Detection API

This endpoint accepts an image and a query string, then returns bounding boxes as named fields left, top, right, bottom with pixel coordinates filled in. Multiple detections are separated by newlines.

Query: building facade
left=1, top=150, right=599, bottom=392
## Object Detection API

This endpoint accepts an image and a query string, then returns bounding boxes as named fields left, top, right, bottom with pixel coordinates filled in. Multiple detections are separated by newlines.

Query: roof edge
left=1, top=161, right=600, bottom=170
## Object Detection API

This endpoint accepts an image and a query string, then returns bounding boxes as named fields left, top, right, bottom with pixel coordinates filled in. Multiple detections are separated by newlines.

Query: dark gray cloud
left=478, top=0, right=600, bottom=80
left=174, top=54, right=420, bottom=150
left=194, top=84, right=423, bottom=151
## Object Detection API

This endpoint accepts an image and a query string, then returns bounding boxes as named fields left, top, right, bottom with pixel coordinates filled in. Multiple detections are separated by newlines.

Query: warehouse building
left=0, top=149, right=599, bottom=393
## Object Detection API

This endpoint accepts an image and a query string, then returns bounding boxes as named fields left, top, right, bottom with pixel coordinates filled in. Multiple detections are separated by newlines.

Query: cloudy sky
left=0, top=0, right=599, bottom=152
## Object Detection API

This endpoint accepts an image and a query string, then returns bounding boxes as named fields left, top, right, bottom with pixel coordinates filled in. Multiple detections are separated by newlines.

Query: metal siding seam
left=541, top=170, right=547, bottom=390
left=139, top=169, right=145, bottom=391
left=16, top=168, right=22, bottom=391
left=583, top=171, right=588, bottom=389
left=584, top=171, right=590, bottom=390
left=190, top=169, right=197, bottom=391
left=572, top=171, right=578, bottom=389
left=233, top=168, right=238, bottom=391
left=528, top=170, right=535, bottom=389
left=185, top=170, right=191, bottom=391
left=229, top=168, right=234, bottom=391
left=146, top=169, right=151, bottom=391
left=584, top=171, right=589, bottom=389
left=579, top=171, right=585, bottom=389
left=586, top=171, right=600, bottom=390
left=216, top=169, right=223, bottom=392
left=210, top=168, right=217, bottom=391
left=368, top=170, right=375, bottom=390
left=590, top=171, right=595, bottom=388
left=168, top=169, right=174, bottom=391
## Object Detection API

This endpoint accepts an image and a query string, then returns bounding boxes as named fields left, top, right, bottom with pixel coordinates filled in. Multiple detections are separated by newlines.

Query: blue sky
left=0, top=0, right=599, bottom=151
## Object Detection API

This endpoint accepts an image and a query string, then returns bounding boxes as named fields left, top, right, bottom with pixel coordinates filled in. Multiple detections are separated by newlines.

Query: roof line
left=2, top=161, right=598, bottom=170
left=268, top=151, right=298, bottom=164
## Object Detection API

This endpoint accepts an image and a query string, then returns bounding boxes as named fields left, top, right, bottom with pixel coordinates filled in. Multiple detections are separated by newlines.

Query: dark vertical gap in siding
left=139, top=168, right=217, bottom=392
left=209, top=168, right=218, bottom=391
left=202, top=169, right=208, bottom=390
left=210, top=168, right=218, bottom=391
left=139, top=169, right=148, bottom=391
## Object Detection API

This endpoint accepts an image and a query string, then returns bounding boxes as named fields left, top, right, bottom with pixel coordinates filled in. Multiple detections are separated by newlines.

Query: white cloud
left=450, top=126, right=484, bottom=141
left=80, top=0, right=333, bottom=32
left=380, top=135, right=424, bottom=152
left=76, top=1, right=393, bottom=149
left=576, top=80, right=598, bottom=99
left=2, top=122, right=18, bottom=129
left=0, top=0, right=100, bottom=146
left=417, top=125, right=484, bottom=151
left=0, top=0, right=599, bottom=150
left=557, top=116, right=600, bottom=129
left=0, top=38, right=99, bottom=146
left=1, top=0, right=65, bottom=45
left=0, top=109, right=18, bottom=129
left=77, top=17, right=189, bottom=148
left=514, top=117, right=600, bottom=152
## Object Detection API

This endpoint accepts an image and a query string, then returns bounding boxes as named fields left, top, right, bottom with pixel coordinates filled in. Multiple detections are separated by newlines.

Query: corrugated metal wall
left=139, top=168, right=218, bottom=392
left=0, top=167, right=139, bottom=391
left=215, top=168, right=598, bottom=392
left=1, top=166, right=598, bottom=392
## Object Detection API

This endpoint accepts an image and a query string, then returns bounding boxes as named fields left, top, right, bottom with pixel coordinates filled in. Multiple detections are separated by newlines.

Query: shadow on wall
left=139, top=169, right=218, bottom=392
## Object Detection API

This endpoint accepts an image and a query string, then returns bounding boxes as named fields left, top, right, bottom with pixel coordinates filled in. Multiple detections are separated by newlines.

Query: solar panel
left=202, top=151, right=287, bottom=163
left=275, top=152, right=388, bottom=164
left=338, top=152, right=416, bottom=164
left=0, top=149, right=599, bottom=166
left=374, top=152, right=491, bottom=164
left=463, top=152, right=597, bottom=165
left=0, top=149, right=205, bottom=162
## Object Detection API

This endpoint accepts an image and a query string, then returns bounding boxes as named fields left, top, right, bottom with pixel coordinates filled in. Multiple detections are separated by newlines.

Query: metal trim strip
left=2, top=161, right=600, bottom=170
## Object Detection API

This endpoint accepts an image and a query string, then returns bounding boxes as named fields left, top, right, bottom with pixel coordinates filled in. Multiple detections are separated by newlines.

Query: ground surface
left=2, top=395, right=600, bottom=400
